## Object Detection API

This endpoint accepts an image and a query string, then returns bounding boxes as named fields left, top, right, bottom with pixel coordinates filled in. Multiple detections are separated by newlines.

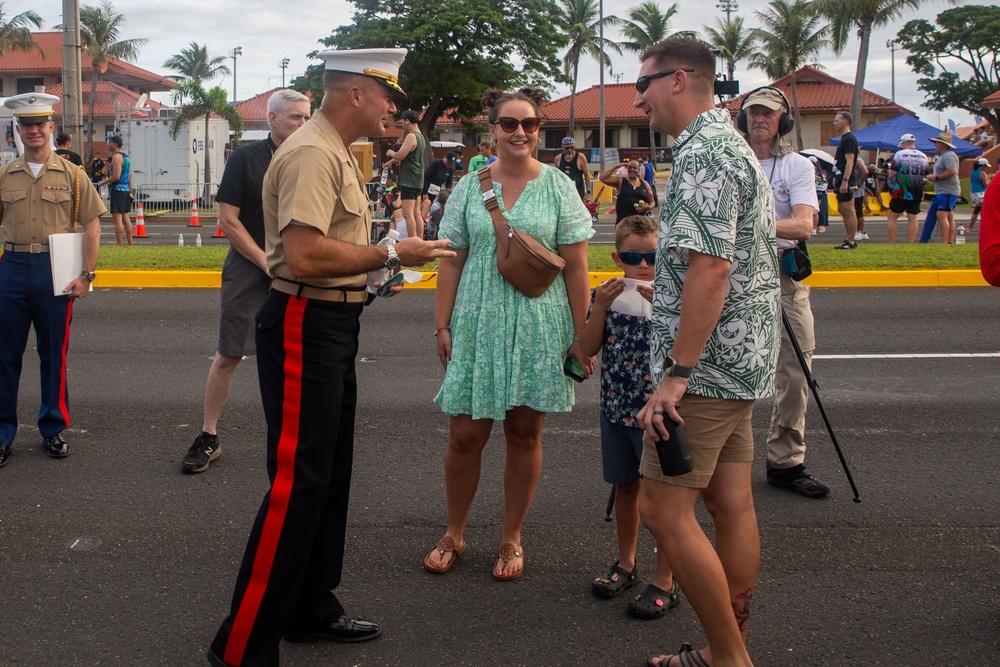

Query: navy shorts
left=600, top=413, right=644, bottom=485
left=110, top=189, right=131, bottom=214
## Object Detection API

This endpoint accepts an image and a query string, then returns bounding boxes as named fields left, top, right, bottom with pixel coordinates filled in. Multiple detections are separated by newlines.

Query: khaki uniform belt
left=271, top=277, right=369, bottom=303
left=4, top=242, right=50, bottom=253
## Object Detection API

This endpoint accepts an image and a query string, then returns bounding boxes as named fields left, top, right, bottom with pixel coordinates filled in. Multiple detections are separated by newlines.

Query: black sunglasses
left=494, top=117, right=541, bottom=134
left=635, top=68, right=696, bottom=94
left=618, top=251, right=657, bottom=266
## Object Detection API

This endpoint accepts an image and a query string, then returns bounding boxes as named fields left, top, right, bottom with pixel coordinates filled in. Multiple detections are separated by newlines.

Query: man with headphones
left=739, top=86, right=831, bottom=499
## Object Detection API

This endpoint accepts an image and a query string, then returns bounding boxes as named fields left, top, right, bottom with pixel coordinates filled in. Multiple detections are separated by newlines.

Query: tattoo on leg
left=732, top=588, right=753, bottom=632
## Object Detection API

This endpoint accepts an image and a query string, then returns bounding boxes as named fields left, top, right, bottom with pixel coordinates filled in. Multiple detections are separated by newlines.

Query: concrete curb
left=93, top=269, right=990, bottom=289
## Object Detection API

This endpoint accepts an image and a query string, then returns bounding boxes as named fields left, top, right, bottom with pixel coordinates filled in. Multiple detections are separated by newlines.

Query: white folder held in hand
left=49, top=232, right=92, bottom=296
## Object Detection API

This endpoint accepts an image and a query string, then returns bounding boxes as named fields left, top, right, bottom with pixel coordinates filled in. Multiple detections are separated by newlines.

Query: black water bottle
left=654, top=416, right=693, bottom=476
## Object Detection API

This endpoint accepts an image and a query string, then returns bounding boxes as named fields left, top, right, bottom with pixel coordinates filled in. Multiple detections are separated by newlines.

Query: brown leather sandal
left=492, top=542, right=524, bottom=581
left=423, top=536, right=466, bottom=574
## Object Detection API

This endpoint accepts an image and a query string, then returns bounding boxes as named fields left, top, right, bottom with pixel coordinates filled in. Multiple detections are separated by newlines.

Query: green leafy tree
left=703, top=16, right=756, bottom=85
left=618, top=2, right=679, bottom=53
left=169, top=80, right=243, bottom=201
left=79, top=0, right=146, bottom=160
left=163, top=42, right=230, bottom=85
left=559, top=0, right=621, bottom=136
left=814, top=0, right=955, bottom=129
left=896, top=5, right=1000, bottom=138
left=751, top=0, right=828, bottom=150
left=0, top=3, right=42, bottom=56
left=317, top=0, right=567, bottom=139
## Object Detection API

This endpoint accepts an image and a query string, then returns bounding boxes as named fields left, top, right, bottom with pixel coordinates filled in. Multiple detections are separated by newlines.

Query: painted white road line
left=814, top=353, right=1000, bottom=359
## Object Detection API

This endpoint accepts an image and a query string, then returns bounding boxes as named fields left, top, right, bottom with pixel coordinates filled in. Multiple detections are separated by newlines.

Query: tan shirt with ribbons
left=262, top=112, right=371, bottom=289
left=0, top=155, right=106, bottom=245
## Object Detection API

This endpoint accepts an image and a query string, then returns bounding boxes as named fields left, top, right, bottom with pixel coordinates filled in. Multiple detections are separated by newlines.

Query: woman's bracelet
left=434, top=327, right=451, bottom=337
left=573, top=334, right=583, bottom=343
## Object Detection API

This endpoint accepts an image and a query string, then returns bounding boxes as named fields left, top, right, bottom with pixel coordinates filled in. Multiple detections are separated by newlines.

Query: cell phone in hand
left=563, top=356, right=586, bottom=383
left=376, top=271, right=405, bottom=297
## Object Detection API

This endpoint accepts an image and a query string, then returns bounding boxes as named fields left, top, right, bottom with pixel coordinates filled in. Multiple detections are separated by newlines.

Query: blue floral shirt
left=592, top=291, right=652, bottom=426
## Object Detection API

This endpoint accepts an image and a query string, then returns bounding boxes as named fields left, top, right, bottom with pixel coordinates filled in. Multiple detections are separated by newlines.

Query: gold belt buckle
left=29, top=243, right=42, bottom=253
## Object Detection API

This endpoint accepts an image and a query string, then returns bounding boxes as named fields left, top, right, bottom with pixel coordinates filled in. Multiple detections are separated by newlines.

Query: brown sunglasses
left=494, top=117, right=541, bottom=134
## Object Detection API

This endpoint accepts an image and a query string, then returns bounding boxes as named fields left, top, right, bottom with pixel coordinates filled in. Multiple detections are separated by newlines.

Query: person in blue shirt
left=969, top=157, right=992, bottom=233
left=99, top=136, right=133, bottom=246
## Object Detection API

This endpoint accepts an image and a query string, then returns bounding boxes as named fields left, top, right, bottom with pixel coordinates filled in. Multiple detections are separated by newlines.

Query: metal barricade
left=131, top=183, right=220, bottom=215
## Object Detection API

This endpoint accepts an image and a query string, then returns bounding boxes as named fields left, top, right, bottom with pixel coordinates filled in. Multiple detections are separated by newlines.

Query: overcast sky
left=13, top=0, right=979, bottom=128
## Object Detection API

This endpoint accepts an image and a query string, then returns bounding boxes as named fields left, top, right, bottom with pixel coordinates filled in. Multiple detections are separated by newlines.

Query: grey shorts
left=218, top=252, right=270, bottom=357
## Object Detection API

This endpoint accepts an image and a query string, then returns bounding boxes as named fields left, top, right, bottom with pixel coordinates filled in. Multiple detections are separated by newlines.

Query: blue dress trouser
left=0, top=251, right=74, bottom=446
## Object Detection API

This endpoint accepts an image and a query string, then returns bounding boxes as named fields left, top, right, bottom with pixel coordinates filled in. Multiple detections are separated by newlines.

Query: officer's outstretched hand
left=394, top=237, right=455, bottom=267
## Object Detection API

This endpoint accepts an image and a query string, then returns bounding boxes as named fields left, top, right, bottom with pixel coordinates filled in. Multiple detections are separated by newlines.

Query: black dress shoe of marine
left=43, top=433, right=70, bottom=458
left=283, top=615, right=382, bottom=643
left=0, top=445, right=10, bottom=468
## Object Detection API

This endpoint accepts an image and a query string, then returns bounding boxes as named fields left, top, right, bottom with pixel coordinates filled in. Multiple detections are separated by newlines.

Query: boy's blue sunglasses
left=619, top=251, right=656, bottom=266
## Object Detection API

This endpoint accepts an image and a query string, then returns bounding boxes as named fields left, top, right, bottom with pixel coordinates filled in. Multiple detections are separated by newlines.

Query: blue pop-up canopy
left=829, top=115, right=982, bottom=157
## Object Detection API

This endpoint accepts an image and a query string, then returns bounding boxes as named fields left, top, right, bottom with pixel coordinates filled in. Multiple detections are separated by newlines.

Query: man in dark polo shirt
left=180, top=89, right=311, bottom=474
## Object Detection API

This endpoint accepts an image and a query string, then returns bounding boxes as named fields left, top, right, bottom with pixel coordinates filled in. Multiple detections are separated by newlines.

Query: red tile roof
left=46, top=80, right=166, bottom=118
left=0, top=32, right=174, bottom=91
left=982, top=90, right=1000, bottom=109
left=725, top=66, right=912, bottom=116
left=233, top=88, right=282, bottom=122
left=543, top=83, right=645, bottom=123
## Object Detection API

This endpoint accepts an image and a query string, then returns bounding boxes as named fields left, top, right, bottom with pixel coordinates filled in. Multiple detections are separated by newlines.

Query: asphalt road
left=1, top=287, right=998, bottom=666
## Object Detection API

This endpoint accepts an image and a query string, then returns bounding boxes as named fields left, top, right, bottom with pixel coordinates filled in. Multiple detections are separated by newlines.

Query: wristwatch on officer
left=385, top=244, right=401, bottom=271
left=664, top=354, right=693, bottom=379
left=81, top=270, right=96, bottom=282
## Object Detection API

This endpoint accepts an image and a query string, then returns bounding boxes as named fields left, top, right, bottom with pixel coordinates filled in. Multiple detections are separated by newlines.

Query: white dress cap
left=317, top=48, right=408, bottom=96
left=4, top=92, right=60, bottom=123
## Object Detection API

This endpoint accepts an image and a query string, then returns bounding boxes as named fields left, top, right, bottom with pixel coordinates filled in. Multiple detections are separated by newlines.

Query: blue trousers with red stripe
left=211, top=291, right=363, bottom=667
left=0, top=251, right=74, bottom=446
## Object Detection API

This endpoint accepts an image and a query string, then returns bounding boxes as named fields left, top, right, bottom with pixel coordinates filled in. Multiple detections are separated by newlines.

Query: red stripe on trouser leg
left=224, top=296, right=307, bottom=667
left=56, top=298, right=73, bottom=428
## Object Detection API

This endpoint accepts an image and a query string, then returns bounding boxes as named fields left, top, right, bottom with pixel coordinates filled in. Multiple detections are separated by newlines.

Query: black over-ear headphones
left=736, top=86, right=794, bottom=137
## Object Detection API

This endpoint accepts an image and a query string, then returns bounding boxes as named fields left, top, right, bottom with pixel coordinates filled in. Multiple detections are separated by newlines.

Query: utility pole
left=716, top=0, right=739, bottom=22
left=598, top=0, right=605, bottom=176
left=61, top=0, right=84, bottom=153
left=886, top=39, right=896, bottom=103
left=280, top=58, right=290, bottom=88
left=230, top=46, right=242, bottom=101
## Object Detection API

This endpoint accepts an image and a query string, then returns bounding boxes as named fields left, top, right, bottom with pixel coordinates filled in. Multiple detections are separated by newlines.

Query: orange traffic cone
left=188, top=199, right=201, bottom=227
left=134, top=201, right=146, bottom=237
left=214, top=221, right=225, bottom=237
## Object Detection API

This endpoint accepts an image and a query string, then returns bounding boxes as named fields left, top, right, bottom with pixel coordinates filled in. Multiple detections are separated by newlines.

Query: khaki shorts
left=640, top=394, right=755, bottom=488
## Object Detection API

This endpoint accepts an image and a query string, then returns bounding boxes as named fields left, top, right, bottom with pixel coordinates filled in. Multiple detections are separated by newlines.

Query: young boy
left=581, top=215, right=682, bottom=620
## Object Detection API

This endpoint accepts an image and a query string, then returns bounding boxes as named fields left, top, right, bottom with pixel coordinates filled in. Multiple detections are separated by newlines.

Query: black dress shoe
left=43, top=433, right=70, bottom=458
left=283, top=615, right=382, bottom=643
left=0, top=445, right=10, bottom=468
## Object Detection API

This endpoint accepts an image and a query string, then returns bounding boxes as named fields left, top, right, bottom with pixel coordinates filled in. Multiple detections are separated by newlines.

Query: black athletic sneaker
left=767, top=465, right=830, bottom=499
left=182, top=432, right=221, bottom=474
left=0, top=444, right=10, bottom=468
left=835, top=240, right=857, bottom=250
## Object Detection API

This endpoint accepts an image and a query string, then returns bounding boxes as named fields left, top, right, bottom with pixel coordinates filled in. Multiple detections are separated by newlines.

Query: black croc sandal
left=592, top=560, right=639, bottom=598
left=647, top=642, right=710, bottom=667
left=628, top=580, right=682, bottom=620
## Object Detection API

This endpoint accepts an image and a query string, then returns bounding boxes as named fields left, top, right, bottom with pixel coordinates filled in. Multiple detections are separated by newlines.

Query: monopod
left=780, top=308, right=862, bottom=503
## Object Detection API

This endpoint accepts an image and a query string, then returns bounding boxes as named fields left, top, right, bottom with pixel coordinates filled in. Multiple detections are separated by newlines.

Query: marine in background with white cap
left=207, top=49, right=453, bottom=667
left=0, top=92, right=106, bottom=469
left=885, top=133, right=929, bottom=244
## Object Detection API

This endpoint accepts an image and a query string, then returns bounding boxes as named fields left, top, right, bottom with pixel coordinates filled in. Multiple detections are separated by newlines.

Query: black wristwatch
left=81, top=270, right=96, bottom=282
left=665, top=354, right=693, bottom=379
left=385, top=244, right=401, bottom=271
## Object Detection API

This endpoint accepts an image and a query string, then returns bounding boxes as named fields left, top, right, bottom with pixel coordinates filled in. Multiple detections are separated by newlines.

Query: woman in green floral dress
left=423, top=87, right=595, bottom=581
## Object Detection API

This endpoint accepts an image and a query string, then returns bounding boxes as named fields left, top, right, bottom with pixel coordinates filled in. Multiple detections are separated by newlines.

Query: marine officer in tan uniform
left=208, top=49, right=454, bottom=667
left=0, top=92, right=105, bottom=468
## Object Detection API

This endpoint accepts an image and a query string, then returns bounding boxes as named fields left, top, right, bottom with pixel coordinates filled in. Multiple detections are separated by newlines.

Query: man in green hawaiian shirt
left=633, top=34, right=779, bottom=667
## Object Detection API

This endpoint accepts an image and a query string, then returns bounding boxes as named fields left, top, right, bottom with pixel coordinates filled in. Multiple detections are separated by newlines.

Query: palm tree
left=703, top=16, right=756, bottom=85
left=558, top=0, right=621, bottom=137
left=169, top=80, right=243, bottom=202
left=0, top=3, right=42, bottom=56
left=751, top=0, right=828, bottom=150
left=163, top=42, right=230, bottom=85
left=79, top=0, right=146, bottom=161
left=813, top=0, right=954, bottom=129
left=618, top=2, right=680, bottom=53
